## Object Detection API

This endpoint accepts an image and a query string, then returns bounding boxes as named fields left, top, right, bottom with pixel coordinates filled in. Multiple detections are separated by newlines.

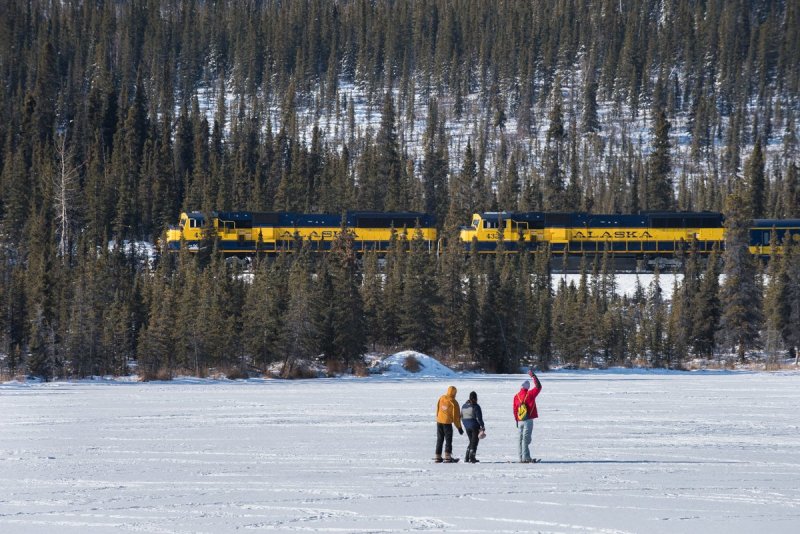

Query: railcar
left=166, top=211, right=437, bottom=254
left=460, top=211, right=800, bottom=269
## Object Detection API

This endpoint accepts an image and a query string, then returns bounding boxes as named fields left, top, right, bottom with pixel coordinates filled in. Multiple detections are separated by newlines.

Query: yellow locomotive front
left=460, top=212, right=543, bottom=252
left=166, top=212, right=206, bottom=251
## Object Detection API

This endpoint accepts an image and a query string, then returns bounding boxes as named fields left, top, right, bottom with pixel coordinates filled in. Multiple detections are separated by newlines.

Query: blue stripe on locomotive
left=476, top=211, right=724, bottom=228
left=749, top=219, right=800, bottom=246
left=212, top=211, right=435, bottom=228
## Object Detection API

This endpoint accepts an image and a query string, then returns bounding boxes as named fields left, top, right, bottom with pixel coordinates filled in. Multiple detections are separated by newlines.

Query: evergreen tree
left=647, top=108, right=673, bottom=210
left=381, top=228, right=406, bottom=347
left=645, top=269, right=667, bottom=367
left=421, top=99, right=449, bottom=226
left=281, top=247, right=319, bottom=377
left=691, top=246, right=722, bottom=358
left=476, top=255, right=504, bottom=371
left=400, top=225, right=439, bottom=352
left=543, top=83, right=567, bottom=210
left=763, top=231, right=789, bottom=359
left=745, top=138, right=766, bottom=218
left=784, top=163, right=800, bottom=218
left=360, top=248, right=384, bottom=350
left=532, top=247, right=553, bottom=369
left=137, top=269, right=176, bottom=379
left=376, top=91, right=405, bottom=211
left=581, top=78, right=600, bottom=134
left=436, top=229, right=466, bottom=359
left=445, top=141, right=478, bottom=232
left=719, top=192, right=763, bottom=361
left=242, top=257, right=288, bottom=372
left=327, top=226, right=367, bottom=366
left=776, top=235, right=800, bottom=360
left=497, top=153, right=520, bottom=211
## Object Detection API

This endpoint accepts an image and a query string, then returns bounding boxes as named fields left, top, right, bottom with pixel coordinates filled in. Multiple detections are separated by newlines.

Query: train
left=165, top=211, right=437, bottom=254
left=460, top=211, right=800, bottom=270
left=166, top=210, right=800, bottom=269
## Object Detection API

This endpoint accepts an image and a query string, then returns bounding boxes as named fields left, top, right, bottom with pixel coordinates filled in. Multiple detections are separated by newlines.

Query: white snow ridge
left=376, top=350, right=457, bottom=377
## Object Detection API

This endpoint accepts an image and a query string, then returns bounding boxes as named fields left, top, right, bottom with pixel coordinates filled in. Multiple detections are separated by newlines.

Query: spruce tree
left=243, top=257, right=288, bottom=372
left=581, top=79, right=600, bottom=134
left=646, top=269, right=667, bottom=368
left=281, top=246, right=319, bottom=377
left=691, top=246, right=722, bottom=358
left=763, top=231, right=789, bottom=359
left=779, top=236, right=800, bottom=360
left=400, top=225, right=439, bottom=353
left=532, top=247, right=553, bottom=369
left=647, top=108, right=673, bottom=211
left=719, top=192, right=763, bottom=361
left=476, top=255, right=503, bottom=371
left=421, top=99, right=449, bottom=226
left=361, top=248, right=384, bottom=350
left=436, top=229, right=466, bottom=359
left=382, top=228, right=407, bottom=347
left=745, top=138, right=766, bottom=218
left=445, top=141, right=478, bottom=233
left=543, top=83, right=566, bottom=210
left=328, top=226, right=367, bottom=366
left=376, top=91, right=405, bottom=211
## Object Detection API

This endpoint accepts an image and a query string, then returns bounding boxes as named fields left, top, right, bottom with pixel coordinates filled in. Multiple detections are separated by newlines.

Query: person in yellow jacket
left=435, top=385, right=464, bottom=463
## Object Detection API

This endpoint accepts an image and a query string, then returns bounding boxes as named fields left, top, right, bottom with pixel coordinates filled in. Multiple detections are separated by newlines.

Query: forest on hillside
left=0, top=0, right=799, bottom=379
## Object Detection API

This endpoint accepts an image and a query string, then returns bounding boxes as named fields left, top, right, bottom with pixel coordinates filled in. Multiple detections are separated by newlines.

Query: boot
left=443, top=452, right=457, bottom=463
left=470, top=450, right=479, bottom=463
left=434, top=454, right=443, bottom=463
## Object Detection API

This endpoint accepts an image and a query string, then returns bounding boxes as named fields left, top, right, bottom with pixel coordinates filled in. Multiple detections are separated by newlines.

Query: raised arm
left=529, top=369, right=542, bottom=391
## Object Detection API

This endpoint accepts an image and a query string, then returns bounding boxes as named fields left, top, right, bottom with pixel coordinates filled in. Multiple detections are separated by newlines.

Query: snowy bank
left=372, top=350, right=458, bottom=378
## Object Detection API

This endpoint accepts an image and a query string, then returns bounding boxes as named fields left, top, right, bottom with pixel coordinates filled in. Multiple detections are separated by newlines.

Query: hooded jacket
left=513, top=381, right=541, bottom=421
left=436, top=386, right=463, bottom=430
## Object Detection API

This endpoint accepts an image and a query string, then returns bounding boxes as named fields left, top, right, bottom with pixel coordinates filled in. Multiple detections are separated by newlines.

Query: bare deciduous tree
left=53, top=130, right=82, bottom=261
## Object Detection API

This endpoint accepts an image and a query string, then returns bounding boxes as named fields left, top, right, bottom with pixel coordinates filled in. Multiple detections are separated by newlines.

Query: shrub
left=325, top=358, right=344, bottom=376
left=403, top=355, right=421, bottom=373
left=140, top=367, right=173, bottom=382
left=224, top=367, right=249, bottom=380
left=283, top=362, right=318, bottom=379
left=352, top=360, right=369, bottom=377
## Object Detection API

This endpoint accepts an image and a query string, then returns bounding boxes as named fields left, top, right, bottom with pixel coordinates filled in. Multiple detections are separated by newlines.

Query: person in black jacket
left=461, top=391, right=486, bottom=463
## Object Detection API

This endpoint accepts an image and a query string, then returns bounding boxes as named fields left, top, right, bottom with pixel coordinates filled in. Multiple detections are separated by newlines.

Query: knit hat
left=469, top=391, right=477, bottom=402
left=521, top=380, right=530, bottom=390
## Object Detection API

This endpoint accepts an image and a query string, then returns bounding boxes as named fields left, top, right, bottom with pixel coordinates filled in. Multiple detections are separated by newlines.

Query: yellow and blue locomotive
left=460, top=211, right=800, bottom=268
left=166, top=211, right=437, bottom=254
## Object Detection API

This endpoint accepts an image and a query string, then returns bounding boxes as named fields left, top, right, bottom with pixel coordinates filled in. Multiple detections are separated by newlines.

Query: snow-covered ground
left=2, top=370, right=799, bottom=533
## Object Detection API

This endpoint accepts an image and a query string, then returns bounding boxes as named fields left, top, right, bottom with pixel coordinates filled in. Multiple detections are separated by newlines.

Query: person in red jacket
left=513, top=369, right=542, bottom=463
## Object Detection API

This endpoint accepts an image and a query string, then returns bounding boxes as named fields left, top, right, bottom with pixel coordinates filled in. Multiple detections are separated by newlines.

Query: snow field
left=1, top=371, right=799, bottom=533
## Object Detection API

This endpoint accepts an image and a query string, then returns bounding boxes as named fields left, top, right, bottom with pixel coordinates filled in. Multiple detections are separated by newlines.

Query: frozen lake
left=1, top=371, right=799, bottom=533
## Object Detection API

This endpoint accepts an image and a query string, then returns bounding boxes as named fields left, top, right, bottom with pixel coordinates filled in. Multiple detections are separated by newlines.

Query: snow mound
left=376, top=351, right=457, bottom=378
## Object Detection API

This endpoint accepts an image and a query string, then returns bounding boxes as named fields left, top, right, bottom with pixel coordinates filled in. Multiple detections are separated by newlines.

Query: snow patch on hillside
left=374, top=350, right=457, bottom=378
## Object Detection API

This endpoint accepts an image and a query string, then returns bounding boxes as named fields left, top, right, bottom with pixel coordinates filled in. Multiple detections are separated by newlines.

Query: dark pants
left=466, top=427, right=480, bottom=453
left=435, top=423, right=453, bottom=455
